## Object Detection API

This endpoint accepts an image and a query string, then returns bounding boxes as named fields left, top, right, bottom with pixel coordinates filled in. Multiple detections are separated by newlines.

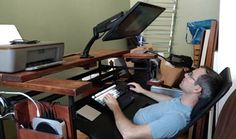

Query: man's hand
left=128, top=82, right=147, bottom=94
left=104, top=94, right=120, bottom=112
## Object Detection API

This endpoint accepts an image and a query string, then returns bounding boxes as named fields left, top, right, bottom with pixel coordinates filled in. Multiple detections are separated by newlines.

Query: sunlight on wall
left=214, top=0, right=236, bottom=122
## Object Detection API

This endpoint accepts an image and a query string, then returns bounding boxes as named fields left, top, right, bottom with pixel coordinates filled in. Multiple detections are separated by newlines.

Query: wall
left=0, top=0, right=129, bottom=54
left=0, top=0, right=220, bottom=58
left=172, top=0, right=220, bottom=57
left=215, top=0, right=236, bottom=124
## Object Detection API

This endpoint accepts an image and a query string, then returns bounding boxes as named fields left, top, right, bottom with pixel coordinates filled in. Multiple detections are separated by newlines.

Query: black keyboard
left=92, top=82, right=135, bottom=109
left=117, top=93, right=135, bottom=109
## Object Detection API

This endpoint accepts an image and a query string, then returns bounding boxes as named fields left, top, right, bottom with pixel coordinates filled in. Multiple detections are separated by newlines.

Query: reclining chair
left=172, top=67, right=232, bottom=139
left=150, top=67, right=232, bottom=139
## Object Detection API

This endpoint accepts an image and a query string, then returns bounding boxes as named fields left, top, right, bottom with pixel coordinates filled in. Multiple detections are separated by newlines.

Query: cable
left=0, top=91, right=40, bottom=117
left=0, top=97, right=6, bottom=108
left=0, top=112, right=15, bottom=119
left=0, top=96, right=14, bottom=119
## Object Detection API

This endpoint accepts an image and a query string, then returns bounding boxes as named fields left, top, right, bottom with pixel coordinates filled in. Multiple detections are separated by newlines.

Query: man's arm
left=104, top=94, right=152, bottom=139
left=128, top=82, right=173, bottom=102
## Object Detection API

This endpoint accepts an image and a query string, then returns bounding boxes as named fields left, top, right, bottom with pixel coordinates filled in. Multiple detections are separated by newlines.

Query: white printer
left=0, top=42, right=64, bottom=73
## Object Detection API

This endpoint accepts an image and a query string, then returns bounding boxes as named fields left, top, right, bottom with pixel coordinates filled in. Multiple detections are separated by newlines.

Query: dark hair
left=195, top=66, right=223, bottom=99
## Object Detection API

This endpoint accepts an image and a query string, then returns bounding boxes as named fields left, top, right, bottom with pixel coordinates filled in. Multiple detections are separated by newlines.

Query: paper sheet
left=0, top=24, right=22, bottom=45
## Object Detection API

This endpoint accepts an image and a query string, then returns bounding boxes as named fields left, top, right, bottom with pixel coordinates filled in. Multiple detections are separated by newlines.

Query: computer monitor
left=103, top=2, right=165, bottom=41
left=80, top=2, right=165, bottom=58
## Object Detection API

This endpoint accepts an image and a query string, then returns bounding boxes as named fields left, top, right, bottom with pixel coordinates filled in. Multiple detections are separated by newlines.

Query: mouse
left=127, top=84, right=136, bottom=89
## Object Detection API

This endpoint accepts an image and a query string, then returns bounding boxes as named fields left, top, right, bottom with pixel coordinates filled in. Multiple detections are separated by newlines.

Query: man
left=104, top=66, right=222, bottom=139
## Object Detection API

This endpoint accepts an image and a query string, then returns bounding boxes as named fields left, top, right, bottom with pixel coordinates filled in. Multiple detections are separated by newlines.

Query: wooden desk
left=0, top=49, right=129, bottom=82
left=0, top=49, right=158, bottom=139
left=123, top=53, right=156, bottom=59
left=0, top=49, right=129, bottom=96
left=0, top=49, right=129, bottom=139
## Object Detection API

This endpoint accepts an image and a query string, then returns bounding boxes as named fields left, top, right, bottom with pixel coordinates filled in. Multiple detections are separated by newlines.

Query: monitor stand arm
left=80, top=12, right=123, bottom=58
left=80, top=28, right=99, bottom=58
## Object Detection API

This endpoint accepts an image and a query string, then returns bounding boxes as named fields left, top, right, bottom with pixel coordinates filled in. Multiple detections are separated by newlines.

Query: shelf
left=0, top=78, right=92, bottom=96
left=0, top=49, right=129, bottom=82
left=123, top=53, right=156, bottom=59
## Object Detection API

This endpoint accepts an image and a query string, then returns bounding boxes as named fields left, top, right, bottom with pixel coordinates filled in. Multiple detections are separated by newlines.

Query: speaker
left=32, top=117, right=67, bottom=139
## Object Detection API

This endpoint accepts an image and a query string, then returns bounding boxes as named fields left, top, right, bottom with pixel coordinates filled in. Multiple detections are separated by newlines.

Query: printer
left=0, top=42, right=64, bottom=73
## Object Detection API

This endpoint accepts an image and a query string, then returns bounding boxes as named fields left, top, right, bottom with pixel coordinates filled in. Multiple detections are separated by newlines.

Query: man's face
left=179, top=68, right=207, bottom=94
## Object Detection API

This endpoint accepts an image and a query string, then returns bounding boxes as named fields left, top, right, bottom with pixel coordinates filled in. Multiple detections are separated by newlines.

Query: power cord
left=0, top=112, right=15, bottom=119
left=0, top=91, right=40, bottom=118
left=0, top=95, right=12, bottom=119
left=0, top=97, right=6, bottom=108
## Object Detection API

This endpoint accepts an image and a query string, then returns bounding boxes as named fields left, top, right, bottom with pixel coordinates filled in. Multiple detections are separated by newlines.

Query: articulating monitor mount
left=80, top=12, right=124, bottom=58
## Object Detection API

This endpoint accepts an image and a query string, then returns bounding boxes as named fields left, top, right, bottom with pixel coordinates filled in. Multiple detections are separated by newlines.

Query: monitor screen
left=102, top=2, right=165, bottom=41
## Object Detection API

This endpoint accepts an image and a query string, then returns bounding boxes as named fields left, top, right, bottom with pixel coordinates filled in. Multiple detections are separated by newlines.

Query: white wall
left=214, top=0, right=236, bottom=120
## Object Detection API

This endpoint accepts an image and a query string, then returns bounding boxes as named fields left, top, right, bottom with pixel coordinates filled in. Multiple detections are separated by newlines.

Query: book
left=200, top=29, right=211, bottom=66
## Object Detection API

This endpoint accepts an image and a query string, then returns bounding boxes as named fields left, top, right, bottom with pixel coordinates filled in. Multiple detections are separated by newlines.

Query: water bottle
left=136, top=35, right=145, bottom=46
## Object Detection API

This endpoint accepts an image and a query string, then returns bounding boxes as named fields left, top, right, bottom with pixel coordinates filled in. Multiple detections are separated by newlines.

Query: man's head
left=179, top=66, right=223, bottom=99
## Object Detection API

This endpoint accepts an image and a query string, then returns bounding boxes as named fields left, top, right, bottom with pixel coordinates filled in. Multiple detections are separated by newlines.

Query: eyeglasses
left=187, top=72, right=196, bottom=81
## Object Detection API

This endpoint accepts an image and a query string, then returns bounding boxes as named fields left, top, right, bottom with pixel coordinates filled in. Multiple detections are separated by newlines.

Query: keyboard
left=92, top=84, right=123, bottom=106
left=92, top=83, right=134, bottom=109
